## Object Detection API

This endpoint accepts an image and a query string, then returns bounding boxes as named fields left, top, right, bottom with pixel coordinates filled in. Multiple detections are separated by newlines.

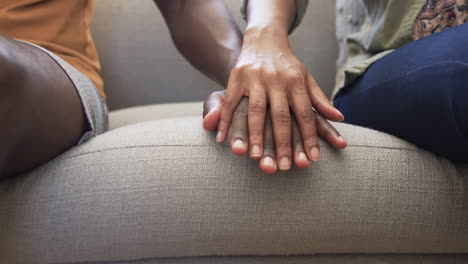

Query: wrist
left=245, top=19, right=289, bottom=38
left=245, top=0, right=295, bottom=36
left=243, top=24, right=290, bottom=50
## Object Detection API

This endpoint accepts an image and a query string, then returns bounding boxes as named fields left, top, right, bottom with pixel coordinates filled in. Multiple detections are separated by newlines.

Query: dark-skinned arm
left=154, top=0, right=242, bottom=87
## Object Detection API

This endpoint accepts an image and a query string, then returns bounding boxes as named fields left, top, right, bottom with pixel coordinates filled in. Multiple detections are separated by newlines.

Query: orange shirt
left=0, top=0, right=104, bottom=97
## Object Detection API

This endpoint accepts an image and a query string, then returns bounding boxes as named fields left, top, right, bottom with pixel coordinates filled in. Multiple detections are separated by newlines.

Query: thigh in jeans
left=334, top=23, right=468, bottom=161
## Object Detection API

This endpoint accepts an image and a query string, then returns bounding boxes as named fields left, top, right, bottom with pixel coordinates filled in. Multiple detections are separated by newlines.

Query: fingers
left=289, top=91, right=321, bottom=161
left=230, top=97, right=249, bottom=155
left=203, top=91, right=225, bottom=131
left=269, top=92, right=292, bottom=171
left=217, top=78, right=244, bottom=142
left=203, top=91, right=224, bottom=118
left=247, top=89, right=267, bottom=159
left=259, top=108, right=277, bottom=174
left=306, top=73, right=344, bottom=122
left=315, top=113, right=348, bottom=149
left=260, top=111, right=347, bottom=174
left=292, top=115, right=310, bottom=168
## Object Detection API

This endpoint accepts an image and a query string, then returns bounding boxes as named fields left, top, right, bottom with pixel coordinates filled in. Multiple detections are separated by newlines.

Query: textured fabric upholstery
left=2, top=114, right=467, bottom=263
left=2, top=0, right=466, bottom=262
left=109, top=102, right=202, bottom=130
left=86, top=254, right=468, bottom=264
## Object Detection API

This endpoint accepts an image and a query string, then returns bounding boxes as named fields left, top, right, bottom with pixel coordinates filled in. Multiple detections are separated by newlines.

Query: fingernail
left=279, top=156, right=290, bottom=171
left=233, top=139, right=245, bottom=149
left=263, top=156, right=276, bottom=169
left=298, top=152, right=307, bottom=161
left=338, top=136, right=344, bottom=141
left=338, top=110, right=345, bottom=121
left=251, top=145, right=261, bottom=157
left=310, top=147, right=320, bottom=161
left=216, top=131, right=223, bottom=142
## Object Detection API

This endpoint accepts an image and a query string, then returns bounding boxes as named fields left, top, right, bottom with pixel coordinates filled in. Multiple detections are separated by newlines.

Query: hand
left=215, top=26, right=344, bottom=171
left=203, top=91, right=347, bottom=174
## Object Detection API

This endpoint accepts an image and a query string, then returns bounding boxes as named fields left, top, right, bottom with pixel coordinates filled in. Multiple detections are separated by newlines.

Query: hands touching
left=203, top=91, right=347, bottom=174
left=160, top=0, right=347, bottom=173
left=208, top=15, right=346, bottom=172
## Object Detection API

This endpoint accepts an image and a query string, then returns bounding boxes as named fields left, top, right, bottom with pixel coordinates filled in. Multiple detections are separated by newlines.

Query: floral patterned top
left=413, top=0, right=468, bottom=40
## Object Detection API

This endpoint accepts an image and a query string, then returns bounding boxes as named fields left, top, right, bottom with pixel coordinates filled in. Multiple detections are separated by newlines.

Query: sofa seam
left=56, top=144, right=422, bottom=162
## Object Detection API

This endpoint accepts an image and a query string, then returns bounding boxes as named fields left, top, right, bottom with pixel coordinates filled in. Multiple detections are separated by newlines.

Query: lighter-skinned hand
left=204, top=91, right=347, bottom=174
left=215, top=27, right=344, bottom=171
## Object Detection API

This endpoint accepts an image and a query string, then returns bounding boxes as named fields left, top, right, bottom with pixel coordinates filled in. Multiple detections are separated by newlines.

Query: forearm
left=155, top=0, right=242, bottom=87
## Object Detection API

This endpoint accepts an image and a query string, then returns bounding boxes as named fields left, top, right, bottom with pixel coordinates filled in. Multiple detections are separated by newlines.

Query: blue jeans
left=334, top=23, right=468, bottom=161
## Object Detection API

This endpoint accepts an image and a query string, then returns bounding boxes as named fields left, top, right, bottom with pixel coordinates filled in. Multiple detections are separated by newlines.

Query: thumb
left=203, top=91, right=225, bottom=131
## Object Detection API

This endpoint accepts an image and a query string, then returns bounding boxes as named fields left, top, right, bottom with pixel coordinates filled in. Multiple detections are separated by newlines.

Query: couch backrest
left=91, top=0, right=338, bottom=111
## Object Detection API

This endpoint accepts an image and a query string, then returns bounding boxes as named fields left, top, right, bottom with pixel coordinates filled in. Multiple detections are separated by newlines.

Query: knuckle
left=249, top=101, right=266, bottom=114
left=235, top=64, right=262, bottom=77
left=218, top=118, right=229, bottom=129
left=262, top=67, right=279, bottom=79
left=285, top=70, right=303, bottom=84
left=277, top=141, right=291, bottom=149
left=273, top=109, right=291, bottom=125
left=292, top=85, right=308, bottom=95
left=231, top=65, right=245, bottom=76
left=300, top=108, right=316, bottom=122
left=249, top=133, right=262, bottom=143
left=292, top=63, right=306, bottom=72
left=304, top=135, right=320, bottom=146
left=221, top=95, right=235, bottom=109
left=277, top=141, right=292, bottom=154
left=248, top=65, right=263, bottom=76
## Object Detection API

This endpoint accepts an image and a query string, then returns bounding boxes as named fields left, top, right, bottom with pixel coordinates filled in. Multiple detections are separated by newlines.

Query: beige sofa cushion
left=2, top=108, right=467, bottom=263
left=109, top=102, right=202, bottom=130
left=87, top=254, right=468, bottom=264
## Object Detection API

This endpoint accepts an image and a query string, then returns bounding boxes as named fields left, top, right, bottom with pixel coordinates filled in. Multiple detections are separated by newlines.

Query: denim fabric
left=334, top=23, right=468, bottom=161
